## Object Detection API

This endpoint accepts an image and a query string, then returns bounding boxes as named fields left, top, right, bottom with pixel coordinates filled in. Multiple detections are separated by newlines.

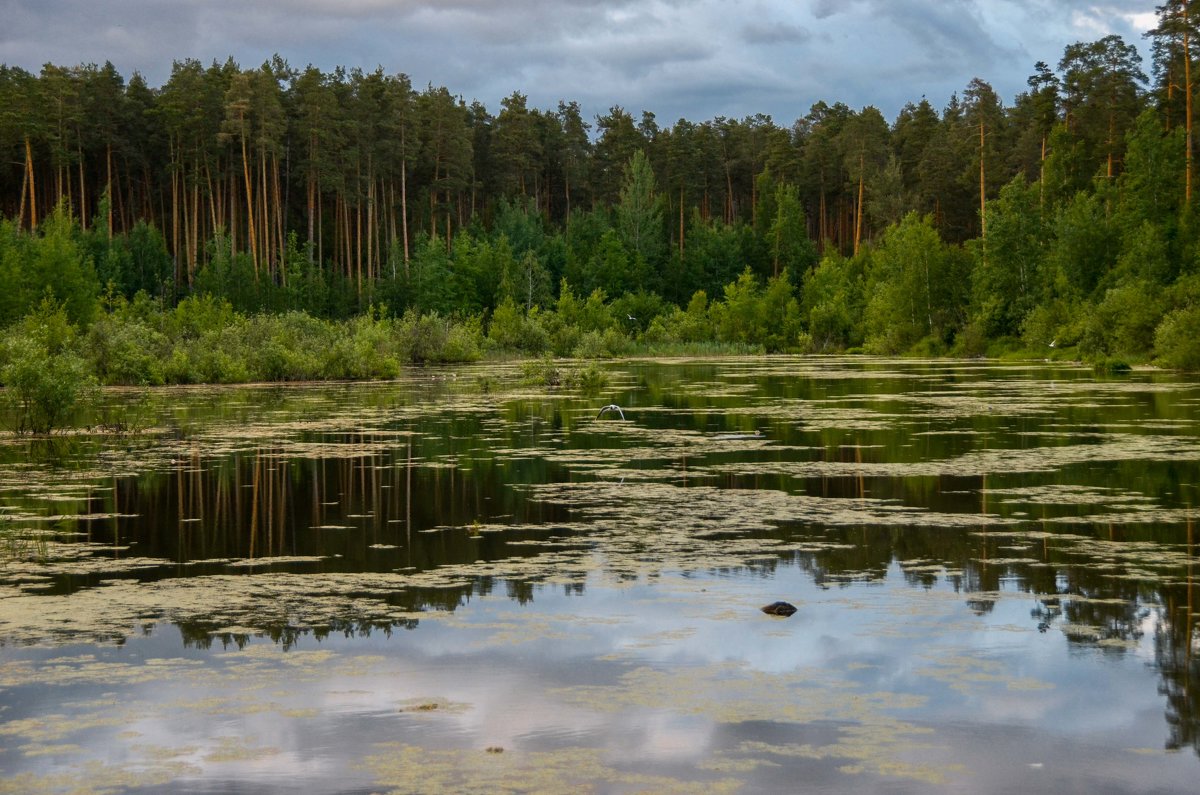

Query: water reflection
left=1, top=358, right=1199, bottom=790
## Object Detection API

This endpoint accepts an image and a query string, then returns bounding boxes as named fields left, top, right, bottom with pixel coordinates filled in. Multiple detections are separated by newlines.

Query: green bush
left=565, top=363, right=609, bottom=393
left=1093, top=281, right=1165, bottom=357
left=244, top=312, right=337, bottom=381
left=442, top=317, right=484, bottom=363
left=521, top=356, right=564, bottom=386
left=85, top=313, right=171, bottom=385
left=1155, top=306, right=1200, bottom=371
left=331, top=312, right=401, bottom=379
left=162, top=322, right=252, bottom=384
left=1, top=304, right=97, bottom=434
left=488, top=299, right=549, bottom=354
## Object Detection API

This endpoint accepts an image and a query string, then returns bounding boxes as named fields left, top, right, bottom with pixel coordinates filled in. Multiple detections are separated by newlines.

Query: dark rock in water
left=761, top=601, right=797, bottom=617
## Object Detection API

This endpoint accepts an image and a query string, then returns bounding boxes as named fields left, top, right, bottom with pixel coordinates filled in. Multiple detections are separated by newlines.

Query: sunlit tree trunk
left=171, top=143, right=181, bottom=272
left=106, top=143, right=114, bottom=238
left=979, top=120, right=987, bottom=240
left=192, top=171, right=201, bottom=281
left=400, top=157, right=410, bottom=273
left=679, top=185, right=685, bottom=260
left=240, top=124, right=257, bottom=271
left=77, top=146, right=87, bottom=229
left=259, top=152, right=270, bottom=277
left=274, top=155, right=285, bottom=282
left=26, top=137, right=38, bottom=229
left=1187, top=0, right=1194, bottom=203
left=366, top=157, right=375, bottom=284
left=853, top=154, right=865, bottom=256
left=180, top=167, right=191, bottom=283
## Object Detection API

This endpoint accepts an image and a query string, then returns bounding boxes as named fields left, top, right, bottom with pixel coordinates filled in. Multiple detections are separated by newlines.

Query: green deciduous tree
left=864, top=212, right=969, bottom=353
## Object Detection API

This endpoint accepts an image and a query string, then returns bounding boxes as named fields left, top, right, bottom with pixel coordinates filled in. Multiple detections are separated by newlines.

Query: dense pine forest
left=3, top=2, right=1200, bottom=413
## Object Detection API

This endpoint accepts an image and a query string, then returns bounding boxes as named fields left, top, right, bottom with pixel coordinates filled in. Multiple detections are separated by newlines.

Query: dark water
left=1, top=357, right=1198, bottom=792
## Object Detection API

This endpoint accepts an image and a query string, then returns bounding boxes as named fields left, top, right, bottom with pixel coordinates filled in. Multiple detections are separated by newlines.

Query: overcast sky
left=1, top=0, right=1161, bottom=126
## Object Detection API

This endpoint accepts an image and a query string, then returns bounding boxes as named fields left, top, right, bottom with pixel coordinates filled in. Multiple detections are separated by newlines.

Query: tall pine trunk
left=241, top=129, right=257, bottom=271
left=979, top=120, right=987, bottom=240
left=853, top=154, right=865, bottom=256
left=106, top=143, right=114, bottom=238
left=1187, top=0, right=1194, bottom=203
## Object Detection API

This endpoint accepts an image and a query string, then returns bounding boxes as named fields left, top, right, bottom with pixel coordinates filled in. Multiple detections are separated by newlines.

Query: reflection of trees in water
left=795, top=505, right=1200, bottom=757
left=59, top=422, right=573, bottom=582
left=1156, top=516, right=1198, bottom=755
left=1156, top=587, right=1198, bottom=754
left=180, top=616, right=424, bottom=652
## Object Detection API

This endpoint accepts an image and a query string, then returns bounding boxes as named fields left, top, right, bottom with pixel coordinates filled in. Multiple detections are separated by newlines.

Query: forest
left=3, top=1, right=1200, bottom=409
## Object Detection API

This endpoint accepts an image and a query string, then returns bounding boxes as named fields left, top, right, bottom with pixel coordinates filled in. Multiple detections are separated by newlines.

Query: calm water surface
left=1, top=357, right=1198, bottom=793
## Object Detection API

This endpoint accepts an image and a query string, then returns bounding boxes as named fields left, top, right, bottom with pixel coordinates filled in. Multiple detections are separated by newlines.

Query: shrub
left=521, top=356, right=563, bottom=386
left=567, top=363, right=609, bottom=394
left=244, top=312, right=336, bottom=381
left=442, top=317, right=484, bottom=362
left=1155, top=306, right=1200, bottom=371
left=488, top=299, right=549, bottom=354
left=84, top=313, right=171, bottom=385
left=331, top=311, right=401, bottom=379
left=1, top=304, right=97, bottom=434
left=1096, top=281, right=1165, bottom=356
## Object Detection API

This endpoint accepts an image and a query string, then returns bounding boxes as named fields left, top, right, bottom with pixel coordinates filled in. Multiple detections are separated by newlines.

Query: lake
left=1, top=356, right=1198, bottom=793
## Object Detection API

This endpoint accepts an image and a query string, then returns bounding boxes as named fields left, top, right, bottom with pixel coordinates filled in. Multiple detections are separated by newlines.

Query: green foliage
left=609, top=291, right=668, bottom=335
left=0, top=207, right=101, bottom=326
left=802, top=252, right=866, bottom=351
left=1021, top=298, right=1079, bottom=352
left=520, top=356, right=564, bottom=386
left=615, top=149, right=667, bottom=280
left=970, top=176, right=1045, bottom=338
left=1111, top=221, right=1174, bottom=287
left=487, top=298, right=549, bottom=354
left=0, top=219, right=31, bottom=326
left=193, top=231, right=263, bottom=314
left=588, top=229, right=645, bottom=298
left=89, top=221, right=173, bottom=300
left=84, top=304, right=171, bottom=385
left=408, top=236, right=467, bottom=315
left=566, top=362, right=609, bottom=393
left=573, top=327, right=630, bottom=359
left=0, top=302, right=97, bottom=434
left=709, top=269, right=801, bottom=353
left=677, top=291, right=714, bottom=343
left=1092, top=281, right=1166, bottom=356
left=1045, top=190, right=1119, bottom=300
left=395, top=310, right=482, bottom=365
left=768, top=183, right=817, bottom=279
left=1155, top=306, right=1200, bottom=370
left=864, top=213, right=968, bottom=353
left=244, top=311, right=339, bottom=381
left=1118, top=110, right=1185, bottom=231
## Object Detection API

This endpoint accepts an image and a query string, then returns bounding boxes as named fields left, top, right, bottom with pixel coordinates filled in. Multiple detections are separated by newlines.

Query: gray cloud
left=0, top=0, right=1159, bottom=124
left=742, top=22, right=812, bottom=45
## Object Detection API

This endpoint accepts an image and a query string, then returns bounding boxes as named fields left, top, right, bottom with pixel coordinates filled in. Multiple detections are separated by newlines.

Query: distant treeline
left=2, top=3, right=1200, bottom=373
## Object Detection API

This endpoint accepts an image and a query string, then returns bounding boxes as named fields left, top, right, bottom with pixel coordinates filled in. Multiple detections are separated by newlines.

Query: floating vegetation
left=362, top=744, right=741, bottom=794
